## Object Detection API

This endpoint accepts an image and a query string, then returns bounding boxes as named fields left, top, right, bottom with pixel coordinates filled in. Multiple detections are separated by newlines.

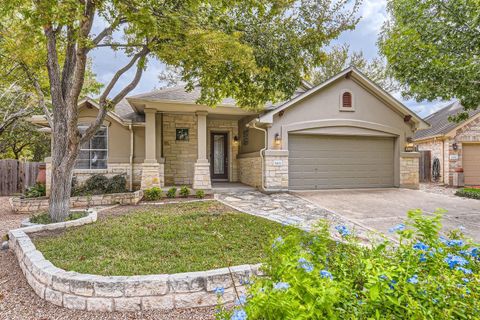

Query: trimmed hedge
left=455, top=188, right=480, bottom=200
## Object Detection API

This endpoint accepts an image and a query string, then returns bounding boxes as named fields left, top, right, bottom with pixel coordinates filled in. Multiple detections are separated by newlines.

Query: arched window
left=342, top=91, right=352, bottom=108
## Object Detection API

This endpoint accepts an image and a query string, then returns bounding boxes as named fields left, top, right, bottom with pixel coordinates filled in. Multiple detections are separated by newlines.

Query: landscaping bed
left=455, top=187, right=480, bottom=200
left=33, top=201, right=301, bottom=275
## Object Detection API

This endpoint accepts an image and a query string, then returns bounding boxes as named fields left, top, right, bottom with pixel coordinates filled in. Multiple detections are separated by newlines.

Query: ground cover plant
left=34, top=201, right=300, bottom=275
left=216, top=209, right=479, bottom=319
left=71, top=174, right=127, bottom=196
left=455, top=188, right=480, bottom=200
left=23, top=183, right=46, bottom=198
left=30, top=211, right=87, bottom=225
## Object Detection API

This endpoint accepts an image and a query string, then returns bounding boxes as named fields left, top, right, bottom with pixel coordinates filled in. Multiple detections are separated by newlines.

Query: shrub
left=216, top=209, right=480, bottom=319
left=105, top=175, right=127, bottom=194
left=83, top=174, right=109, bottom=194
left=179, top=186, right=190, bottom=198
left=456, top=188, right=480, bottom=200
left=195, top=190, right=205, bottom=199
left=24, top=183, right=46, bottom=198
left=144, top=187, right=163, bottom=201
left=166, top=187, right=177, bottom=198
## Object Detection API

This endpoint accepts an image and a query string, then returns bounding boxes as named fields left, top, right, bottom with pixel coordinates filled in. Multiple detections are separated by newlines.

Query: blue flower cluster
left=272, top=236, right=284, bottom=249
left=444, top=254, right=469, bottom=269
left=456, top=266, right=473, bottom=274
left=235, top=294, right=247, bottom=306
left=413, top=241, right=429, bottom=251
left=335, top=225, right=350, bottom=237
left=298, top=258, right=314, bottom=273
left=214, top=286, right=225, bottom=296
left=320, top=270, right=333, bottom=280
left=231, top=308, right=247, bottom=320
left=273, top=282, right=290, bottom=290
left=388, top=224, right=405, bottom=233
left=407, top=274, right=419, bottom=284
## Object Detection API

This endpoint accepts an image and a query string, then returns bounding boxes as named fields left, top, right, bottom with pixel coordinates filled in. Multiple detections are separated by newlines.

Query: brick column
left=400, top=152, right=420, bottom=189
left=193, top=111, right=211, bottom=190
left=140, top=108, right=164, bottom=189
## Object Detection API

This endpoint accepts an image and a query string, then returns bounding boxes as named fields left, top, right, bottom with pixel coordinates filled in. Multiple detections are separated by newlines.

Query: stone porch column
left=140, top=108, right=164, bottom=189
left=193, top=111, right=212, bottom=190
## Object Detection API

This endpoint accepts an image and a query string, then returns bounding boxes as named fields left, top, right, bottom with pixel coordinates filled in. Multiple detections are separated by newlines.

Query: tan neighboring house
left=414, top=101, right=480, bottom=186
left=33, top=67, right=428, bottom=194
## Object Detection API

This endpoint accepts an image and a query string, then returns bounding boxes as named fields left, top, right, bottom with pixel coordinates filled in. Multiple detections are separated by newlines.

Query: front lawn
left=34, top=201, right=300, bottom=275
left=455, top=187, right=480, bottom=200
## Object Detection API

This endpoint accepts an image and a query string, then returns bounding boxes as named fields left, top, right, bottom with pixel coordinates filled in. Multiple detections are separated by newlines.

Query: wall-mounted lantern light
left=452, top=142, right=458, bottom=151
left=274, top=133, right=281, bottom=146
left=233, top=135, right=239, bottom=145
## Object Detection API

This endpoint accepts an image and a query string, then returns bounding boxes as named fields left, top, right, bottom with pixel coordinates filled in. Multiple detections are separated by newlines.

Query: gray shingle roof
left=114, top=99, right=145, bottom=122
left=414, top=101, right=480, bottom=140
left=127, top=84, right=308, bottom=110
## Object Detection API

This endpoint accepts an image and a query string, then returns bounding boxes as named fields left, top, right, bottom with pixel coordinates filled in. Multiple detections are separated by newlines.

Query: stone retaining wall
left=8, top=210, right=260, bottom=311
left=10, top=190, right=143, bottom=214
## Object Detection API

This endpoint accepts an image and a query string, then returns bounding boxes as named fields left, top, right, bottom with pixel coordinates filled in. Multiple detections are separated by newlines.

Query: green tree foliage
left=312, top=44, right=399, bottom=92
left=379, top=0, right=480, bottom=121
left=0, top=120, right=50, bottom=161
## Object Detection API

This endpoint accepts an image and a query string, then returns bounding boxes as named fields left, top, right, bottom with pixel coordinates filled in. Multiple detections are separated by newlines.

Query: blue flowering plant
left=216, top=209, right=479, bottom=319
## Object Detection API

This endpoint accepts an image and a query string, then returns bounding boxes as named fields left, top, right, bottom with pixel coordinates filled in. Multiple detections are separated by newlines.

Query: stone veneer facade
left=8, top=209, right=260, bottom=311
left=237, top=154, right=262, bottom=188
left=263, top=150, right=289, bottom=191
left=400, top=152, right=420, bottom=189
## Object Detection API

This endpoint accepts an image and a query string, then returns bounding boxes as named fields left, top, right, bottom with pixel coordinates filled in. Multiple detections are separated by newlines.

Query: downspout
left=128, top=123, right=134, bottom=191
left=249, top=120, right=267, bottom=191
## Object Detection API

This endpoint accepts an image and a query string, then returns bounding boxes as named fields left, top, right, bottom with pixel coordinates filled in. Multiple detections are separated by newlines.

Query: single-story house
left=33, top=67, right=428, bottom=194
left=414, top=101, right=480, bottom=186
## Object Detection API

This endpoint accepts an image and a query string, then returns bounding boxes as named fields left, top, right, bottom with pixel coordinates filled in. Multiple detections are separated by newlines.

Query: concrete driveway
left=294, top=189, right=480, bottom=242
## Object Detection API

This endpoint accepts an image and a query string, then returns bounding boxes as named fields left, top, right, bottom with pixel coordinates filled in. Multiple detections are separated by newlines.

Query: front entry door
left=211, top=133, right=228, bottom=180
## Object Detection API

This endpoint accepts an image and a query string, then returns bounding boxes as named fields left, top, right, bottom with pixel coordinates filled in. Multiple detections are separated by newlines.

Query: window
left=342, top=92, right=352, bottom=108
left=75, top=125, right=108, bottom=169
left=176, top=128, right=189, bottom=141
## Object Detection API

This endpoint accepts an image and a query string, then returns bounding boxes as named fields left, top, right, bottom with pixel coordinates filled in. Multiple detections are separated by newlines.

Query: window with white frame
left=75, top=125, right=108, bottom=169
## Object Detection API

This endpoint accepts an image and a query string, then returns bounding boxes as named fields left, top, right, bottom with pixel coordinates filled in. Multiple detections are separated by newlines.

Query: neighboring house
left=414, top=101, right=480, bottom=186
left=32, top=67, right=428, bottom=194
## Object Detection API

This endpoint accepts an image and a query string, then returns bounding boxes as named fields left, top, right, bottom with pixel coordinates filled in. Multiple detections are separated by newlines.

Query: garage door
left=289, top=134, right=395, bottom=190
left=463, top=144, right=480, bottom=185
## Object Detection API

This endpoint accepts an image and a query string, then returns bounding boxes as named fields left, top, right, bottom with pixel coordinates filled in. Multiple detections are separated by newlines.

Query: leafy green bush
left=195, top=189, right=205, bottom=199
left=456, top=188, right=480, bottom=200
left=30, top=211, right=87, bottom=225
left=24, top=183, right=46, bottom=198
left=180, top=186, right=190, bottom=198
left=143, top=187, right=163, bottom=201
left=216, top=209, right=479, bottom=319
left=105, top=174, right=127, bottom=194
left=166, top=187, right=177, bottom=198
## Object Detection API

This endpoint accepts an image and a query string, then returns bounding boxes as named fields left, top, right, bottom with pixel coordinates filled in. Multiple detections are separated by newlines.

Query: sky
left=90, top=0, right=447, bottom=118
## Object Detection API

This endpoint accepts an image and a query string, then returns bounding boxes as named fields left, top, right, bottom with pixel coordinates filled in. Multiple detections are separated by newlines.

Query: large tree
left=0, top=0, right=360, bottom=222
left=0, top=120, right=50, bottom=161
left=311, top=44, right=398, bottom=92
left=379, top=0, right=480, bottom=121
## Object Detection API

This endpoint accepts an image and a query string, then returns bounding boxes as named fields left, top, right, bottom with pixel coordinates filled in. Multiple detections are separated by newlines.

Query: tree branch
left=91, top=16, right=126, bottom=47
left=61, top=25, right=77, bottom=99
left=22, top=64, right=53, bottom=128
left=81, top=47, right=149, bottom=144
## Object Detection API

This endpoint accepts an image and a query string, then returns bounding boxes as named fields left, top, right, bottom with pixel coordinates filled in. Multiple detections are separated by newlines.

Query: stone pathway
left=215, top=191, right=382, bottom=243
left=420, top=183, right=458, bottom=197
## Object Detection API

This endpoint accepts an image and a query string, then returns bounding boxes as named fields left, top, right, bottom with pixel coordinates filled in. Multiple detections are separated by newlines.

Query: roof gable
left=258, top=67, right=429, bottom=130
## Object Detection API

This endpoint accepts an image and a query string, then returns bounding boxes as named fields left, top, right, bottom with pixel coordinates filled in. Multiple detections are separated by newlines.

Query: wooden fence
left=0, top=160, right=42, bottom=196
left=419, top=150, right=431, bottom=183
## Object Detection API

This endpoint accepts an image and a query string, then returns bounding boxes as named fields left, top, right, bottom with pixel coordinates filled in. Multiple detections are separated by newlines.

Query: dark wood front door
left=211, top=132, right=228, bottom=180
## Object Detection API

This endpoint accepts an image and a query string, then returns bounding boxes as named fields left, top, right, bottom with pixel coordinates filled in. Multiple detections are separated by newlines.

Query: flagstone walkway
left=215, top=191, right=382, bottom=243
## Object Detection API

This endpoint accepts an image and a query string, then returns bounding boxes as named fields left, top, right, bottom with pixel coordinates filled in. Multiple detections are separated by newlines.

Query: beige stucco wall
left=266, top=77, right=416, bottom=187
left=238, top=115, right=265, bottom=154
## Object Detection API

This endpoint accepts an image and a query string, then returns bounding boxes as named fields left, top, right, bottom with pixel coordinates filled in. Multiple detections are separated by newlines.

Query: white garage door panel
left=463, top=144, right=480, bottom=185
left=289, top=135, right=395, bottom=190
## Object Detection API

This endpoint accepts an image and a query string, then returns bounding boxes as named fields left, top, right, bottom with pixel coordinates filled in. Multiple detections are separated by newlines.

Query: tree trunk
left=49, top=163, right=74, bottom=222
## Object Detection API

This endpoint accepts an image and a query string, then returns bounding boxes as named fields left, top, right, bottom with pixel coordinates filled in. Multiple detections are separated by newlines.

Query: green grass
left=30, top=211, right=87, bottom=224
left=455, top=188, right=480, bottom=200
left=34, top=201, right=301, bottom=275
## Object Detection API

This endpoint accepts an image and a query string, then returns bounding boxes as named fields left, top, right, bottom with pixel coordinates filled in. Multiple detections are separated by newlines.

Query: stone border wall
left=10, top=190, right=143, bottom=214
left=237, top=153, right=262, bottom=188
left=8, top=210, right=260, bottom=312
left=400, top=152, right=420, bottom=189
